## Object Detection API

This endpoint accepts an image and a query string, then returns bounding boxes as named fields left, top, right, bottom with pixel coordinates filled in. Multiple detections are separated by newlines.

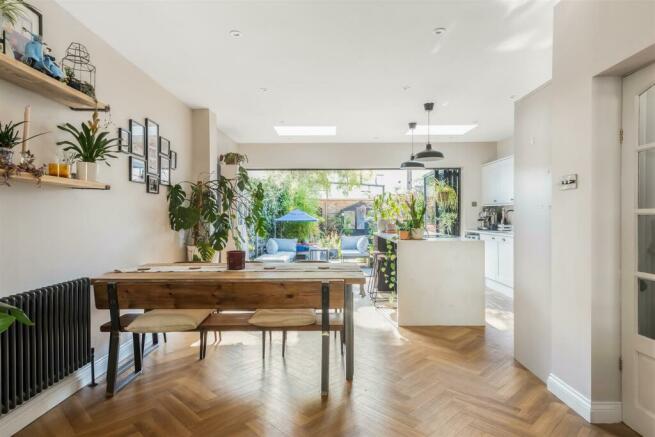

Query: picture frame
left=129, top=120, right=145, bottom=157
left=3, top=3, right=42, bottom=61
left=118, top=128, right=131, bottom=153
left=145, top=118, right=159, bottom=174
left=170, top=150, right=177, bottom=170
left=160, top=155, right=171, bottom=186
left=146, top=174, right=159, bottom=194
left=129, top=156, right=146, bottom=183
left=159, top=137, right=170, bottom=156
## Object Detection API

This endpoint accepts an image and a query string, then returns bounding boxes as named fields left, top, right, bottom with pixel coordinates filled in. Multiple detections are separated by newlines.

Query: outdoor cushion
left=341, top=235, right=361, bottom=250
left=125, top=309, right=213, bottom=333
left=356, top=236, right=368, bottom=254
left=273, top=238, right=297, bottom=252
left=266, top=239, right=279, bottom=254
left=342, top=249, right=366, bottom=258
left=254, top=251, right=296, bottom=263
left=248, top=309, right=317, bottom=327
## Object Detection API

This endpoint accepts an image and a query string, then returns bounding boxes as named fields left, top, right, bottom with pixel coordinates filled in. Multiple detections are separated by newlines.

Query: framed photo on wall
left=146, top=174, right=159, bottom=194
left=129, top=120, right=145, bottom=157
left=160, top=155, right=171, bottom=186
left=118, top=128, right=131, bottom=153
left=145, top=118, right=159, bottom=174
left=159, top=137, right=170, bottom=156
left=129, top=156, right=146, bottom=183
left=170, top=150, right=177, bottom=170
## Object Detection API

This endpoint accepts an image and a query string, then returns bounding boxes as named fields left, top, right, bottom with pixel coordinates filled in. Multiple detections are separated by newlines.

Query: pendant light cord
left=427, top=107, right=431, bottom=145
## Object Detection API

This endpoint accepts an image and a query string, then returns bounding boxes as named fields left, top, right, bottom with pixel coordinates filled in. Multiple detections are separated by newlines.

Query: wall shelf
left=0, top=53, right=108, bottom=111
left=0, top=169, right=110, bottom=190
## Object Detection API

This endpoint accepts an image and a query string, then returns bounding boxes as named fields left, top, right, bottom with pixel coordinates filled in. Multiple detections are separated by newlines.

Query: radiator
left=0, top=278, right=91, bottom=416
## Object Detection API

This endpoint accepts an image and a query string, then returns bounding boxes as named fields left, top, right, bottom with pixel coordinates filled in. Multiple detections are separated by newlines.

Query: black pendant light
left=414, top=102, right=445, bottom=162
left=400, top=122, right=425, bottom=168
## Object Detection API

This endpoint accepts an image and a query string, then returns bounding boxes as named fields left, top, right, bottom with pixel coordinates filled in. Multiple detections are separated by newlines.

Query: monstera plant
left=168, top=163, right=266, bottom=267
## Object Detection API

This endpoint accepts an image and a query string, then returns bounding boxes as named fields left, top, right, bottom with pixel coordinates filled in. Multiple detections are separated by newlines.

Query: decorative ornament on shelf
left=61, top=42, right=96, bottom=98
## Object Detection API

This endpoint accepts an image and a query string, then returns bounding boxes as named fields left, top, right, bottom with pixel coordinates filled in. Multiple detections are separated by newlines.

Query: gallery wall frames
left=129, top=156, right=145, bottom=183
left=145, top=118, right=159, bottom=175
left=146, top=174, right=159, bottom=194
left=118, top=128, right=131, bottom=153
left=129, top=120, right=145, bottom=157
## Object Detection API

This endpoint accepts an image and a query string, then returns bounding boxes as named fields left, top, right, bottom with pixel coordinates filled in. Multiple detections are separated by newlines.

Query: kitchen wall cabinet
left=481, top=156, right=514, bottom=206
left=480, top=233, right=514, bottom=288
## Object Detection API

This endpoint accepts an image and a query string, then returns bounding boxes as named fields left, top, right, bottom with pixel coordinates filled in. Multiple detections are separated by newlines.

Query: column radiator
left=0, top=278, right=91, bottom=416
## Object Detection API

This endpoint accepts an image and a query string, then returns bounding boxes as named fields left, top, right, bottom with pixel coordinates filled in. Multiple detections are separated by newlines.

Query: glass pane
left=638, top=149, right=655, bottom=208
left=639, top=85, right=655, bottom=145
left=638, top=215, right=655, bottom=274
left=637, top=278, right=655, bottom=340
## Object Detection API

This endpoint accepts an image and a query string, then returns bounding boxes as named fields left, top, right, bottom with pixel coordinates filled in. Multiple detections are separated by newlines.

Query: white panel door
left=497, top=236, right=514, bottom=287
left=621, top=62, right=655, bottom=437
left=481, top=234, right=499, bottom=281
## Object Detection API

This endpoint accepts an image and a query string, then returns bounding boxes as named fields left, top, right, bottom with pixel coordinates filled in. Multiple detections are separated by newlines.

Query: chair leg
left=282, top=330, right=287, bottom=358
left=339, top=328, right=344, bottom=355
left=132, top=333, right=142, bottom=373
left=163, top=333, right=167, bottom=343
left=141, top=333, right=146, bottom=356
left=105, top=331, right=120, bottom=397
left=269, top=331, right=272, bottom=343
left=262, top=331, right=266, bottom=359
left=152, top=333, right=159, bottom=345
left=218, top=331, right=222, bottom=342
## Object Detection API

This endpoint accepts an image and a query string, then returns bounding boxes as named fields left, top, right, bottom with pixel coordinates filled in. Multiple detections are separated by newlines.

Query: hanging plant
left=434, top=179, right=458, bottom=211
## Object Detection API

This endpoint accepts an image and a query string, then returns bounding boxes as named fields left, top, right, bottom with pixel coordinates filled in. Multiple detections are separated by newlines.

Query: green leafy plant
left=0, top=0, right=26, bottom=27
left=0, top=120, right=47, bottom=150
left=397, top=220, right=412, bottom=231
left=56, top=111, right=118, bottom=164
left=380, top=239, right=396, bottom=290
left=438, top=211, right=458, bottom=235
left=434, top=179, right=458, bottom=211
left=0, top=301, right=33, bottom=334
left=219, top=152, right=248, bottom=166
left=168, top=163, right=266, bottom=262
left=406, top=192, right=426, bottom=230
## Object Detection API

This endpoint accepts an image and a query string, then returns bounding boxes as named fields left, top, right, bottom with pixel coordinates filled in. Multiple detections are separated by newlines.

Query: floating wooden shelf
left=0, top=52, right=108, bottom=111
left=0, top=169, right=110, bottom=190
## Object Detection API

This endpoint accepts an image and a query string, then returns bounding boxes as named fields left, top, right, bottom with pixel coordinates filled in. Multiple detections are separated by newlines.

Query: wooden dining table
left=92, top=262, right=365, bottom=396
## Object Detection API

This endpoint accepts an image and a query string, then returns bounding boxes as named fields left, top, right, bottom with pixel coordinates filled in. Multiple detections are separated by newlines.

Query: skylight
left=406, top=124, right=478, bottom=136
left=274, top=126, right=337, bottom=136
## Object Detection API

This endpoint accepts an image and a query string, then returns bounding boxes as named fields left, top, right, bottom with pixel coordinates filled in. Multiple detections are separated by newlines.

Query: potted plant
left=56, top=110, right=117, bottom=181
left=406, top=192, right=427, bottom=240
left=397, top=220, right=412, bottom=240
left=372, top=193, right=402, bottom=233
left=438, top=211, right=458, bottom=235
left=219, top=152, right=248, bottom=166
left=168, top=163, right=266, bottom=269
left=0, top=120, right=46, bottom=164
left=434, top=179, right=458, bottom=211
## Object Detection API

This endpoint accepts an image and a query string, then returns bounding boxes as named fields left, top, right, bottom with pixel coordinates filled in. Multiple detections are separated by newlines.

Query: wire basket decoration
left=61, top=42, right=96, bottom=98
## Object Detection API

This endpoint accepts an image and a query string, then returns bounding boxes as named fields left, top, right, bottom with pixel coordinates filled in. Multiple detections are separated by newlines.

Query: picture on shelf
left=170, top=150, right=177, bottom=170
left=159, top=136, right=170, bottom=156
left=129, top=156, right=145, bottom=183
left=145, top=118, right=159, bottom=174
left=129, top=120, right=145, bottom=157
left=146, top=174, right=159, bottom=194
left=117, top=128, right=131, bottom=153
left=2, top=3, right=42, bottom=61
left=159, top=155, right=170, bottom=186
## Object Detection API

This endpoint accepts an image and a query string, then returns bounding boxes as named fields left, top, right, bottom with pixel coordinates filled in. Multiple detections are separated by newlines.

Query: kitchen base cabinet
left=480, top=233, right=514, bottom=296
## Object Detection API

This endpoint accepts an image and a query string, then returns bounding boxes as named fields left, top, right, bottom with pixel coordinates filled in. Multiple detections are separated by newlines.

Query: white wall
left=496, top=137, right=514, bottom=158
left=240, top=141, right=497, bottom=232
left=548, top=0, right=655, bottom=417
left=0, top=0, right=194, bottom=365
left=513, top=82, right=552, bottom=383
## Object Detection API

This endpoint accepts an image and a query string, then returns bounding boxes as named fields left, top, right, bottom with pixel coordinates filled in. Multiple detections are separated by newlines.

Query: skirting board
left=485, top=278, right=513, bottom=298
left=547, top=373, right=622, bottom=423
left=0, top=336, right=151, bottom=436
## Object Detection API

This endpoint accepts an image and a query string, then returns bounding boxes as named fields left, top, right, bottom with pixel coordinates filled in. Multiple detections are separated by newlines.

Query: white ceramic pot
left=411, top=228, right=425, bottom=240
left=75, top=162, right=98, bottom=181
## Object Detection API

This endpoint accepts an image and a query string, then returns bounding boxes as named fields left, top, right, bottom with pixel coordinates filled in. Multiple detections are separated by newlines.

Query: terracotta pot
left=227, top=250, right=246, bottom=270
left=399, top=230, right=411, bottom=240
left=411, top=228, right=425, bottom=240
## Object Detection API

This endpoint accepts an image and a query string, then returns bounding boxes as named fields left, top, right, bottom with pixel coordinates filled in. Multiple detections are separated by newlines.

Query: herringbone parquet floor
left=17, top=288, right=638, bottom=437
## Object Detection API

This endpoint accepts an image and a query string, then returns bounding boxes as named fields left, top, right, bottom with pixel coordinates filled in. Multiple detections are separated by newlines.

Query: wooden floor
left=18, top=287, right=638, bottom=437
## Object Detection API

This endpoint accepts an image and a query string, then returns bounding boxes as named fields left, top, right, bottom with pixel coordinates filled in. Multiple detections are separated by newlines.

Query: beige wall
left=239, top=141, right=497, bottom=232
left=514, top=82, right=552, bottom=383
left=0, top=0, right=193, bottom=357
left=496, top=137, right=514, bottom=158
left=549, top=0, right=655, bottom=413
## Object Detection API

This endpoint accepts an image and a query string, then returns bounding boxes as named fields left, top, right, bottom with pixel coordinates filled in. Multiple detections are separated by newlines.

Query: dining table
left=92, top=262, right=366, bottom=396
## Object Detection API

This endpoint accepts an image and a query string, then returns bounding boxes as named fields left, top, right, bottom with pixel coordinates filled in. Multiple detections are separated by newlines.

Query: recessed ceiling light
left=229, top=30, right=242, bottom=38
left=405, top=124, right=477, bottom=136
left=433, top=27, right=447, bottom=35
left=274, top=126, right=336, bottom=136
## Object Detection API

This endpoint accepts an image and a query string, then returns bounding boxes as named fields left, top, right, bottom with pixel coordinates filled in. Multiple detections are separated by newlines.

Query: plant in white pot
left=406, top=192, right=427, bottom=239
left=167, top=163, right=266, bottom=268
left=56, top=110, right=117, bottom=181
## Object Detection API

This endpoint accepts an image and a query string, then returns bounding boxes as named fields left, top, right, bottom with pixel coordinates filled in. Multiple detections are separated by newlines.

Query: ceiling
left=56, top=0, right=555, bottom=144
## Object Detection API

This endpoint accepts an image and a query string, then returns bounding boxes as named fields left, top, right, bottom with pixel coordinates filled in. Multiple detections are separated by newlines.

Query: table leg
left=345, top=284, right=354, bottom=381
left=105, top=331, right=119, bottom=397
left=321, top=282, right=330, bottom=396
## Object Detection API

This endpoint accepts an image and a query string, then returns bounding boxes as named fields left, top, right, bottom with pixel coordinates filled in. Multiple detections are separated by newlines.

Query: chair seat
left=248, top=309, right=317, bottom=327
left=342, top=249, right=368, bottom=257
left=125, top=309, right=213, bottom=333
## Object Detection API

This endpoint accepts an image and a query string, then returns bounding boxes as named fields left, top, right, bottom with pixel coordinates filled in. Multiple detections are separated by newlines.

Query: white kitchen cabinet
left=481, top=156, right=514, bottom=206
left=480, top=233, right=513, bottom=288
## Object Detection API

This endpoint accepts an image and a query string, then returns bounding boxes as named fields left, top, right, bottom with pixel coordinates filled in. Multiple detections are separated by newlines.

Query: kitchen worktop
left=465, top=229, right=514, bottom=237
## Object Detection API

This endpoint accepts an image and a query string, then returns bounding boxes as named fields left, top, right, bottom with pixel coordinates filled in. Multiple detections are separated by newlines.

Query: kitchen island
left=376, top=233, right=485, bottom=326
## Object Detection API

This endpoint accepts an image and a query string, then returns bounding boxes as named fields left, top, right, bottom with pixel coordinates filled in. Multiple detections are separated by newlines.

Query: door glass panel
left=637, top=215, right=655, bottom=274
left=638, top=149, right=655, bottom=208
left=637, top=278, right=655, bottom=340
left=639, top=85, right=655, bottom=145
